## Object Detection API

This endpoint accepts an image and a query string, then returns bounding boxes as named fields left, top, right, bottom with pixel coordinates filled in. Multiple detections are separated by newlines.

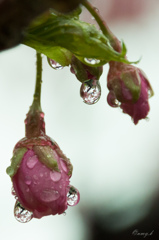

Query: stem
left=25, top=52, right=45, bottom=138
left=31, top=52, right=42, bottom=112
left=82, top=0, right=121, bottom=52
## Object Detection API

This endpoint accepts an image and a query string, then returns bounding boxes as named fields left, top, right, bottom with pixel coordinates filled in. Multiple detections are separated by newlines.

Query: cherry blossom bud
left=6, top=112, right=79, bottom=220
left=107, top=61, right=153, bottom=124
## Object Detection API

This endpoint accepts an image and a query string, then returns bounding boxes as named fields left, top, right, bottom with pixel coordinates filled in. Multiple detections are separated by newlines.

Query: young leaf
left=23, top=12, right=135, bottom=66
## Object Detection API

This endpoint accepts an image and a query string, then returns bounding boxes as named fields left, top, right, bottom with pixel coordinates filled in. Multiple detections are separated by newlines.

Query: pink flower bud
left=6, top=112, right=80, bottom=220
left=107, top=62, right=153, bottom=124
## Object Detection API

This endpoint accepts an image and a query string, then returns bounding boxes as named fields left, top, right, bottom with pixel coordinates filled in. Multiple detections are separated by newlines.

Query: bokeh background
left=0, top=0, right=159, bottom=239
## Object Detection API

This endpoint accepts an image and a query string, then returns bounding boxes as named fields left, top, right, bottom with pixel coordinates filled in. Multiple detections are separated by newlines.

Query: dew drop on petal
left=50, top=171, right=61, bottom=182
left=63, top=212, right=66, bottom=216
left=14, top=201, right=33, bottom=223
left=67, top=185, right=80, bottom=206
left=33, top=175, right=38, bottom=180
left=107, top=92, right=120, bottom=107
left=11, top=186, right=16, bottom=196
left=12, top=187, right=18, bottom=199
left=84, top=58, right=100, bottom=65
left=40, top=189, right=60, bottom=202
left=40, top=112, right=44, bottom=118
left=47, top=57, right=63, bottom=70
left=25, top=180, right=32, bottom=185
left=80, top=80, right=101, bottom=105
left=148, top=89, right=153, bottom=98
left=112, top=99, right=120, bottom=107
left=26, top=155, right=38, bottom=169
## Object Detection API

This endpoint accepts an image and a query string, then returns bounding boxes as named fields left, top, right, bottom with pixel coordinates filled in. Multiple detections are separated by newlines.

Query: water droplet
left=84, top=58, right=100, bottom=65
left=11, top=187, right=18, bottom=199
left=40, top=112, right=44, bottom=118
left=67, top=186, right=80, bottom=206
left=91, top=7, right=99, bottom=20
left=40, top=189, right=60, bottom=202
left=50, top=171, right=61, bottom=182
left=63, top=212, right=66, bottom=216
left=148, top=89, right=153, bottom=98
left=14, top=201, right=33, bottom=223
left=60, top=159, right=68, bottom=173
left=33, top=175, right=39, bottom=181
left=47, top=57, right=63, bottom=70
left=110, top=99, right=120, bottom=107
left=80, top=80, right=101, bottom=105
left=25, top=180, right=32, bottom=185
left=93, top=7, right=99, bottom=12
left=107, top=92, right=120, bottom=107
left=26, top=155, right=38, bottom=169
left=11, top=187, right=16, bottom=196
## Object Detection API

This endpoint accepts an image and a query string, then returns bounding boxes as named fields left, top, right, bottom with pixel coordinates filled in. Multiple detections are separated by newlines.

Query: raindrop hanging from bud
left=14, top=201, right=33, bottom=223
left=67, top=186, right=80, bottom=206
left=84, top=58, right=100, bottom=65
left=107, top=91, right=120, bottom=107
left=11, top=186, right=18, bottom=200
left=11, top=186, right=16, bottom=196
left=80, top=80, right=101, bottom=105
left=47, top=57, right=64, bottom=70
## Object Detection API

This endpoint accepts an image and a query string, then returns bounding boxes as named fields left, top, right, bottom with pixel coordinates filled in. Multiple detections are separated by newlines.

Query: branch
left=0, top=0, right=83, bottom=51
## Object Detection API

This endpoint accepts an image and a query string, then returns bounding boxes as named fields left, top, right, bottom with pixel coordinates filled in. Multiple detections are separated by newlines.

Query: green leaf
left=23, top=12, right=135, bottom=66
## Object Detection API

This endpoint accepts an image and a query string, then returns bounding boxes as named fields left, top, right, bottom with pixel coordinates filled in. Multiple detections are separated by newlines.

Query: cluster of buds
left=48, top=54, right=153, bottom=124
left=107, top=61, right=153, bottom=124
left=6, top=0, right=154, bottom=224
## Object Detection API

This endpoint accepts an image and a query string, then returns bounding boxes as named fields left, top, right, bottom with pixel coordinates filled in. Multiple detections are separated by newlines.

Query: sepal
left=71, top=56, right=103, bottom=82
left=6, top=148, right=28, bottom=177
left=33, top=145, right=60, bottom=172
